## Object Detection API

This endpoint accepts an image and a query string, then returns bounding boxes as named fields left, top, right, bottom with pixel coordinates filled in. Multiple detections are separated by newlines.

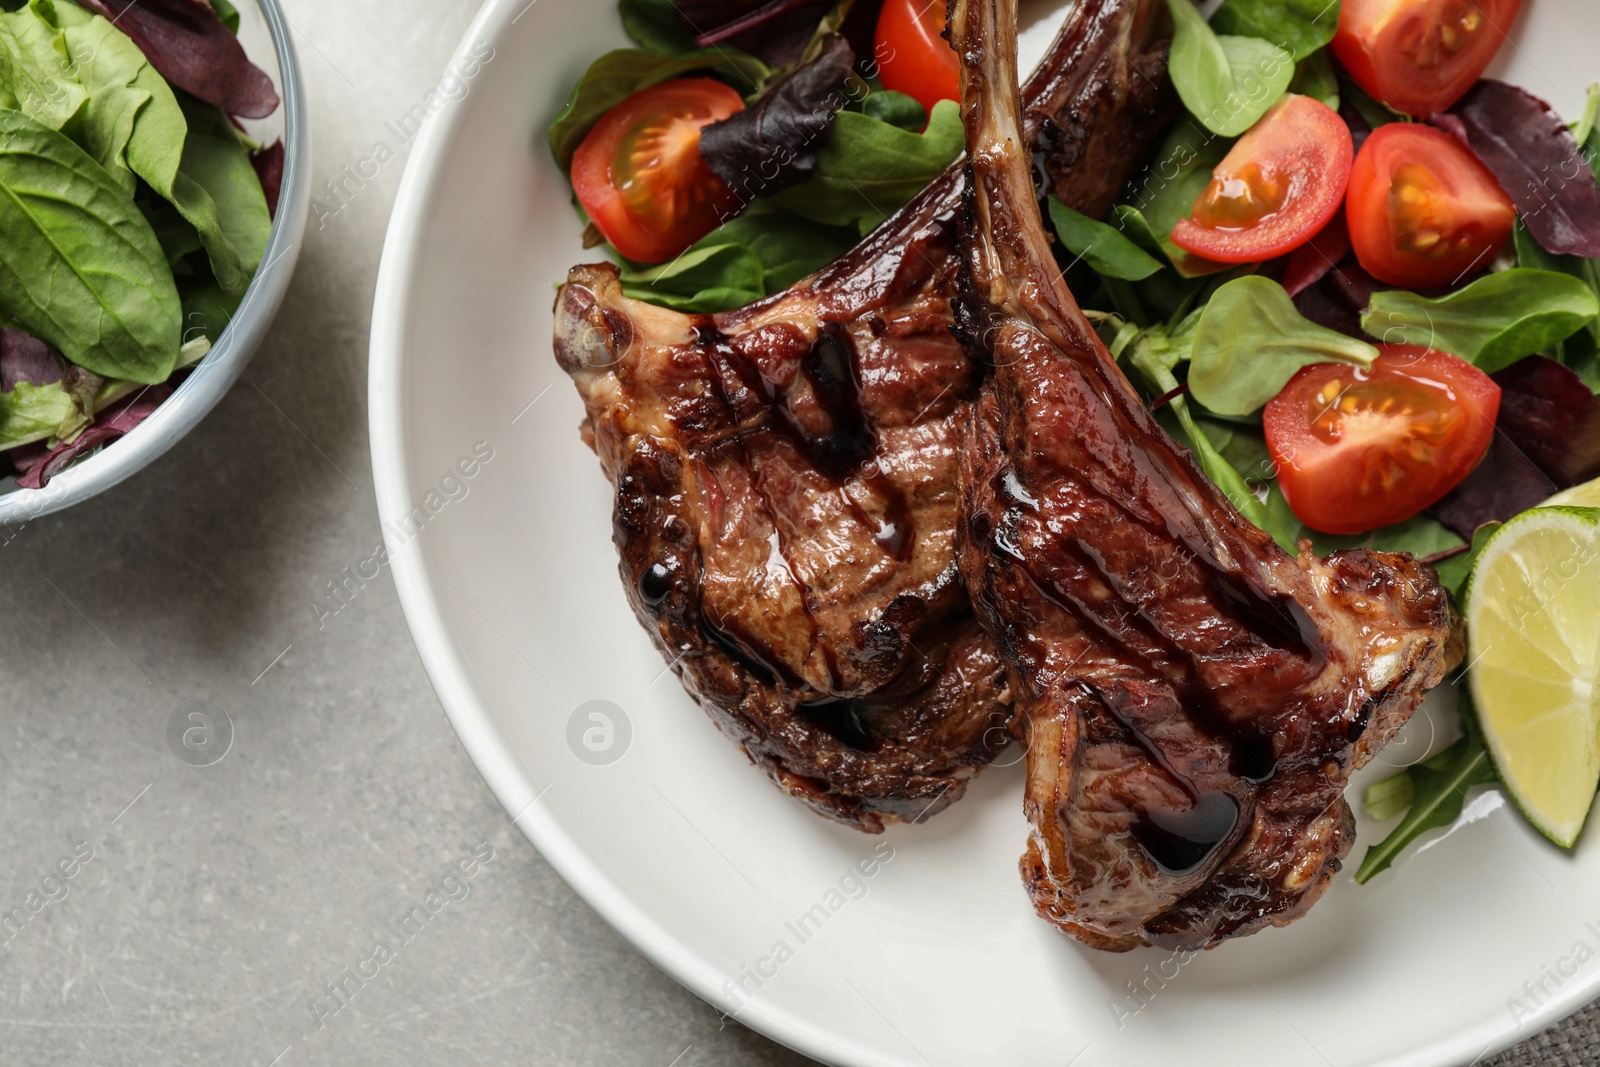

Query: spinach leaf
left=1189, top=276, right=1378, bottom=416
left=618, top=243, right=764, bottom=311
left=1126, top=314, right=1300, bottom=551
left=773, top=98, right=961, bottom=232
left=1048, top=198, right=1163, bottom=281
left=181, top=276, right=241, bottom=344
left=163, top=96, right=271, bottom=297
left=142, top=194, right=204, bottom=271
left=547, top=47, right=771, bottom=170
left=1163, top=0, right=1294, bottom=138
left=1208, top=0, right=1339, bottom=63
left=1289, top=49, right=1339, bottom=110
left=0, top=2, right=87, bottom=129
left=1363, top=268, right=1600, bottom=374
left=1355, top=719, right=1498, bottom=884
left=1433, top=521, right=1499, bottom=601
left=1119, top=122, right=1233, bottom=277
left=618, top=0, right=699, bottom=55
left=0, top=109, right=180, bottom=384
left=698, top=200, right=856, bottom=289
left=50, top=0, right=187, bottom=199
left=862, top=89, right=924, bottom=131
left=210, top=0, right=240, bottom=34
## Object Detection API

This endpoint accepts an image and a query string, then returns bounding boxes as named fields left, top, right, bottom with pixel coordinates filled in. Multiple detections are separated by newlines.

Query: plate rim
left=365, top=1, right=1600, bottom=1063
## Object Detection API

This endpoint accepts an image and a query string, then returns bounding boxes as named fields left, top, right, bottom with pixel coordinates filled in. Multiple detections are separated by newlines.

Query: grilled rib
left=554, top=0, right=1172, bottom=831
left=950, top=0, right=1458, bottom=947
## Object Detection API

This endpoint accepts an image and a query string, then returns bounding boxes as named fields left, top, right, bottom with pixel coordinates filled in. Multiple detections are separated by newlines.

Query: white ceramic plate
left=369, top=2, right=1600, bottom=1064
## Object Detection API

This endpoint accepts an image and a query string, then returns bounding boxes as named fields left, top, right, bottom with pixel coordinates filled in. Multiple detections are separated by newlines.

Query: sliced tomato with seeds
left=1170, top=95, right=1353, bottom=266
left=875, top=0, right=959, bottom=118
left=1265, top=345, right=1501, bottom=535
left=1345, top=123, right=1514, bottom=289
left=1333, top=0, right=1523, bottom=118
left=571, top=78, right=745, bottom=264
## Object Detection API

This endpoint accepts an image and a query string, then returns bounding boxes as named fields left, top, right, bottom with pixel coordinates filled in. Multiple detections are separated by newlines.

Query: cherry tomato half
left=875, top=0, right=959, bottom=118
left=1170, top=95, right=1353, bottom=265
left=1345, top=123, right=1514, bottom=289
left=1332, top=0, right=1523, bottom=118
left=571, top=78, right=744, bottom=264
left=1265, top=345, right=1501, bottom=535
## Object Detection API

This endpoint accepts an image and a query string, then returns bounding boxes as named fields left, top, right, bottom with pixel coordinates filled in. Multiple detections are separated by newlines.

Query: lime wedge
left=1545, top=477, right=1600, bottom=509
left=1467, top=506, right=1600, bottom=847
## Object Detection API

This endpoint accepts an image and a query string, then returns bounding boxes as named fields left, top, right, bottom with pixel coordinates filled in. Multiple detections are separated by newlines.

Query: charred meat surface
left=949, top=0, right=1457, bottom=947
left=554, top=0, right=1172, bottom=832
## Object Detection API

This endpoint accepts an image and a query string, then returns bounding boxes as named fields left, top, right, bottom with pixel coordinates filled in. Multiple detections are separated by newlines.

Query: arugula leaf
left=1048, top=198, right=1163, bottom=281
left=1163, top=0, right=1294, bottom=138
left=1363, top=268, right=1600, bottom=374
left=1355, top=723, right=1498, bottom=884
left=547, top=47, right=771, bottom=170
left=1208, top=0, right=1340, bottom=63
left=1189, top=276, right=1378, bottom=415
left=773, top=99, right=962, bottom=233
left=0, top=109, right=180, bottom=383
left=0, top=2, right=88, bottom=129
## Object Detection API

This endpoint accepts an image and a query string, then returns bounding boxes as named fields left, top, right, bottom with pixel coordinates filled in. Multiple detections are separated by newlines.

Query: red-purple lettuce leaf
left=74, top=0, right=280, bottom=119
left=251, top=139, right=285, bottom=218
left=1431, top=80, right=1600, bottom=258
left=2, top=328, right=62, bottom=391
left=1426, top=435, right=1558, bottom=540
left=10, top=384, right=173, bottom=490
left=1492, top=354, right=1600, bottom=486
left=675, top=0, right=836, bottom=65
left=700, top=34, right=857, bottom=199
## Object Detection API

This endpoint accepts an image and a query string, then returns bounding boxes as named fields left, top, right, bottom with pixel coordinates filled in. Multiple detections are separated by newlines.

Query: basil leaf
left=773, top=99, right=962, bottom=232
left=1354, top=725, right=1498, bottom=884
left=547, top=47, right=771, bottom=170
left=1119, top=122, right=1233, bottom=277
left=1163, top=0, right=1294, bottom=138
left=0, top=3, right=86, bottom=129
left=1363, top=268, right=1600, bottom=374
left=1208, top=0, right=1340, bottom=62
left=0, top=109, right=180, bottom=383
left=164, top=97, right=271, bottom=297
left=1048, top=197, right=1163, bottom=281
left=1189, top=276, right=1378, bottom=416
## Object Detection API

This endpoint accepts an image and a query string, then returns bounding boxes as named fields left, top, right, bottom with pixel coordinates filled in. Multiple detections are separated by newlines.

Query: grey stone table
left=0, top=1, right=1590, bottom=1064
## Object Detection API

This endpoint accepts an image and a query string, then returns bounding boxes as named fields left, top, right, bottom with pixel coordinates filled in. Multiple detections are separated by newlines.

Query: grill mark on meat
left=554, top=0, right=1175, bottom=831
left=950, top=0, right=1459, bottom=947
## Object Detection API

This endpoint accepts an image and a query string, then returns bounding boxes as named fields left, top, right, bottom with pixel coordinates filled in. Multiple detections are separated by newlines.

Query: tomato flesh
left=1345, top=123, right=1514, bottom=288
left=1265, top=345, right=1501, bottom=535
left=571, top=78, right=744, bottom=264
left=875, top=0, right=959, bottom=118
left=1170, top=95, right=1353, bottom=265
left=1332, top=0, right=1523, bottom=117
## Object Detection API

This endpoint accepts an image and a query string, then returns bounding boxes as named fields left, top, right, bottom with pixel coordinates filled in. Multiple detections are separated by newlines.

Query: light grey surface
left=0, top=2, right=1589, bottom=1065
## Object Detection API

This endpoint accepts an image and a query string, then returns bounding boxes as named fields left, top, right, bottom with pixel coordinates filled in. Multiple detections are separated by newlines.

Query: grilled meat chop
left=950, top=0, right=1458, bottom=947
left=554, top=0, right=1172, bottom=831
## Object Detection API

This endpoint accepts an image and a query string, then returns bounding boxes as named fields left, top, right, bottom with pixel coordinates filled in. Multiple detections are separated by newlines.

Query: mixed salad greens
left=548, top=0, right=1600, bottom=877
left=0, top=0, right=281, bottom=489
